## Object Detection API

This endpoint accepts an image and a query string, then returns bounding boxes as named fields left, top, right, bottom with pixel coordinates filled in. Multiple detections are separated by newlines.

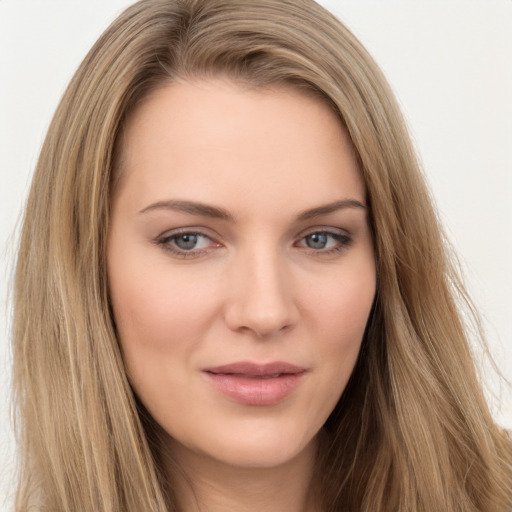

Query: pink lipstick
left=202, top=361, right=306, bottom=406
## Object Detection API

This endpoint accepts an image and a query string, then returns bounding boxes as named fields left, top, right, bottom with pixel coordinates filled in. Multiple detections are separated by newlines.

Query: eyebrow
left=139, top=200, right=233, bottom=220
left=139, top=198, right=367, bottom=221
left=296, top=199, right=367, bottom=221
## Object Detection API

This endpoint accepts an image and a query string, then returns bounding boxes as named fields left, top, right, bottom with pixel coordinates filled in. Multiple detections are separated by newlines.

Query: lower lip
left=204, top=372, right=305, bottom=406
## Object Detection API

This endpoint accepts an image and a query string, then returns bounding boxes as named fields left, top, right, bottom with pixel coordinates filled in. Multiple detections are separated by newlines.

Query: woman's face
left=107, top=79, right=376, bottom=470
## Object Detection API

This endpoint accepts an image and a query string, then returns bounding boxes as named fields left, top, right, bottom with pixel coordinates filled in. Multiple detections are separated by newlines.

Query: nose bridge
left=225, top=239, right=297, bottom=337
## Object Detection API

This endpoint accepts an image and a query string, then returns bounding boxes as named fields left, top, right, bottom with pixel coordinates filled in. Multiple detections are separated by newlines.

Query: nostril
left=234, top=319, right=294, bottom=340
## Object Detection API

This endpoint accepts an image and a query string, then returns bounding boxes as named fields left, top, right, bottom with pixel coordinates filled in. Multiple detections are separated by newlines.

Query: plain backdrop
left=1, top=0, right=511, bottom=508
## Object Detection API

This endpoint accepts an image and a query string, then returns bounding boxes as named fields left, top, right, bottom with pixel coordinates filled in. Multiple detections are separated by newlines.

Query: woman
left=11, top=0, right=511, bottom=511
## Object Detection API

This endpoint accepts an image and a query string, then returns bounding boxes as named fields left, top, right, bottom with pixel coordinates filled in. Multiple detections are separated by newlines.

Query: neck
left=162, top=438, right=321, bottom=512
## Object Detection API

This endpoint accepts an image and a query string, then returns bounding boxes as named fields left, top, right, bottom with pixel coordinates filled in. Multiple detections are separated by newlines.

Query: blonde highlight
left=12, top=1, right=511, bottom=510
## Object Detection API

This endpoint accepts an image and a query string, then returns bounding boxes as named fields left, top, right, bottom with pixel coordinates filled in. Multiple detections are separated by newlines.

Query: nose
left=224, top=246, right=299, bottom=338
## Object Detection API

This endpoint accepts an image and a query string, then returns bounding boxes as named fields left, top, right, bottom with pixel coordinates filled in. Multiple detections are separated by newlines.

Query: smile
left=202, top=361, right=306, bottom=406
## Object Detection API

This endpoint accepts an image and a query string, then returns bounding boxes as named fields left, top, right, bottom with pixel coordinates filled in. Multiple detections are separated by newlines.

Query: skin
left=107, top=79, right=376, bottom=512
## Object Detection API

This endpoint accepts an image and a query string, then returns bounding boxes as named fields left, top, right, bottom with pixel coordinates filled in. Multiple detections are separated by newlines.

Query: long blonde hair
left=12, top=0, right=511, bottom=510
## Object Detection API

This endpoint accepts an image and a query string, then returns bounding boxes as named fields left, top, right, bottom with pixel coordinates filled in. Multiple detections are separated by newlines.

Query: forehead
left=114, top=79, right=365, bottom=215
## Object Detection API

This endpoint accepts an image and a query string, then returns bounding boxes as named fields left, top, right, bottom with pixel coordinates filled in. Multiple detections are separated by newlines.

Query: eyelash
left=295, top=230, right=353, bottom=255
left=155, top=228, right=353, bottom=258
left=156, top=229, right=219, bottom=259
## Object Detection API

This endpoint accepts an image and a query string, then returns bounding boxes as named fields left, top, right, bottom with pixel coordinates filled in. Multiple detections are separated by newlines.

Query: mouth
left=202, top=361, right=306, bottom=406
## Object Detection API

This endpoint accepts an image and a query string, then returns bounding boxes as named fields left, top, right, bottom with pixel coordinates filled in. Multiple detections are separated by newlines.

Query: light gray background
left=1, top=1, right=511, bottom=508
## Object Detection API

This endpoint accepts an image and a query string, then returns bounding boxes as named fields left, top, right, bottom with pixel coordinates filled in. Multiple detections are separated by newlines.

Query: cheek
left=107, top=254, right=224, bottom=404
left=109, top=257, right=216, bottom=348
left=107, top=261, right=220, bottom=421
left=305, top=261, right=375, bottom=383
left=306, top=261, right=375, bottom=338
left=333, top=278, right=375, bottom=336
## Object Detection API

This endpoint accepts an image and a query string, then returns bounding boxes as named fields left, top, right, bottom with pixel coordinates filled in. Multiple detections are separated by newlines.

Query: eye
left=172, top=233, right=209, bottom=250
left=296, top=230, right=352, bottom=253
left=156, top=230, right=219, bottom=257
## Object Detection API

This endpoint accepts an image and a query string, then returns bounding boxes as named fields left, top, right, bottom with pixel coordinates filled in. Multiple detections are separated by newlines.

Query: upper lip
left=203, top=361, right=306, bottom=377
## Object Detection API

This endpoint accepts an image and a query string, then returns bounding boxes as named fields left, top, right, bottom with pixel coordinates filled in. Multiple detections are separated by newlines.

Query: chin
left=184, top=421, right=319, bottom=470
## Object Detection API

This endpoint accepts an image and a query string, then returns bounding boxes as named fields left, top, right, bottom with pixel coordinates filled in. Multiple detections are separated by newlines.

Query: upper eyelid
left=155, top=225, right=352, bottom=245
left=162, top=231, right=211, bottom=241
left=157, top=226, right=349, bottom=237
left=296, top=225, right=351, bottom=238
left=157, top=226, right=218, bottom=240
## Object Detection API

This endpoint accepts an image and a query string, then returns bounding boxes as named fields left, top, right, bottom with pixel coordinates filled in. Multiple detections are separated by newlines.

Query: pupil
left=306, top=233, right=327, bottom=249
left=175, top=234, right=198, bottom=250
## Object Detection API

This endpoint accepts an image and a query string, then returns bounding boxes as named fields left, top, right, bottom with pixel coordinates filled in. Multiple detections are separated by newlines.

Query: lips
left=202, top=361, right=306, bottom=406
